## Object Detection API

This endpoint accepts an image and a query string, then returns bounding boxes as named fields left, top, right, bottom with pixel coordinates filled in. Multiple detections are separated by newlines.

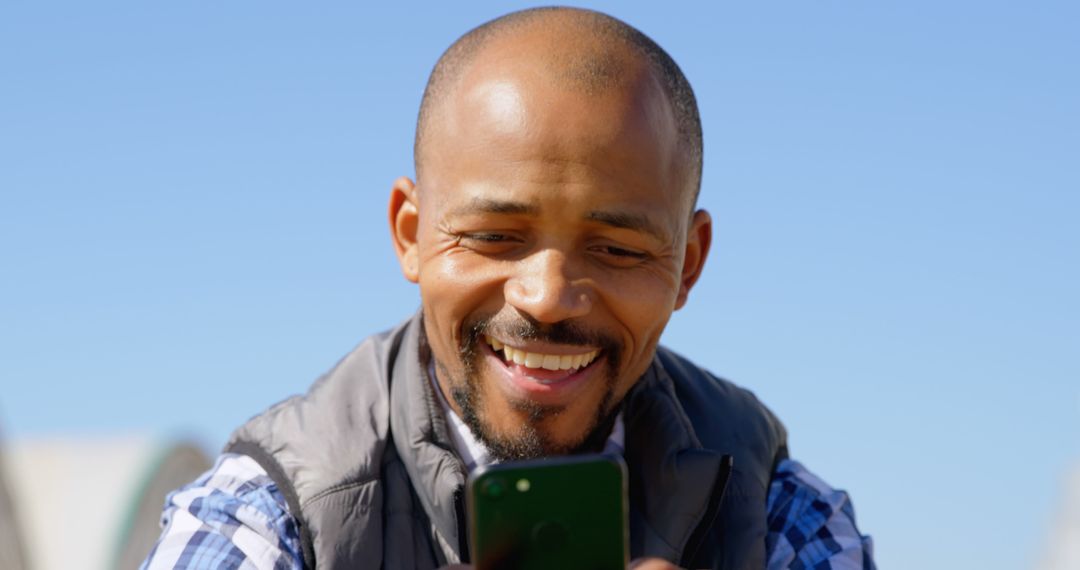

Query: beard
left=434, top=313, right=624, bottom=462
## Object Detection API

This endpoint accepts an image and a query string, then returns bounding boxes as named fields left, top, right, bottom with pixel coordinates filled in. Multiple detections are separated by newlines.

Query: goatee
left=439, top=313, right=623, bottom=462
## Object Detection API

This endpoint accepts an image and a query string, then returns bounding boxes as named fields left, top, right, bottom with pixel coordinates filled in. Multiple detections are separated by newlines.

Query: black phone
left=466, top=453, right=629, bottom=570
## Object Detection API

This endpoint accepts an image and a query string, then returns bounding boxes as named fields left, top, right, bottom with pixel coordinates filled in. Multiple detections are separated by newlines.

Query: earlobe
left=388, top=176, right=420, bottom=283
left=674, top=209, right=712, bottom=310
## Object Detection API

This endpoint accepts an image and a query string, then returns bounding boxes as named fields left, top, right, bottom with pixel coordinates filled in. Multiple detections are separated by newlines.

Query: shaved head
left=414, top=7, right=704, bottom=204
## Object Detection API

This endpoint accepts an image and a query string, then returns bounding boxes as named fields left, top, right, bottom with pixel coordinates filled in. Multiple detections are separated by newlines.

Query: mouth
left=482, top=334, right=603, bottom=398
left=485, top=335, right=600, bottom=376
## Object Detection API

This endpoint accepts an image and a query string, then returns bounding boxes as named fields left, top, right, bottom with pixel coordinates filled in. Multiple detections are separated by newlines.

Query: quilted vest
left=227, top=314, right=787, bottom=569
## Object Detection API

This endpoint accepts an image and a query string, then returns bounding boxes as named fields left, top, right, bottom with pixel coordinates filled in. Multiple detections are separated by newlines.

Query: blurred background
left=1, top=1, right=1077, bottom=568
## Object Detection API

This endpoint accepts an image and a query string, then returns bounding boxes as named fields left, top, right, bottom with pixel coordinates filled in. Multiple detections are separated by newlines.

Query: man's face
left=390, top=51, right=710, bottom=460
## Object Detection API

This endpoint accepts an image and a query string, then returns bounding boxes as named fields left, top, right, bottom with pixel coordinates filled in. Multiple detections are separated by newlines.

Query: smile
left=484, top=335, right=600, bottom=372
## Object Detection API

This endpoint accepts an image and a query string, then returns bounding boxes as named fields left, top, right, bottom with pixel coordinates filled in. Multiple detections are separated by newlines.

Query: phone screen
left=467, top=454, right=629, bottom=570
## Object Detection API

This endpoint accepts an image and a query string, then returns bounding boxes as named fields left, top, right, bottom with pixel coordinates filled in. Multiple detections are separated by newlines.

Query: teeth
left=485, top=335, right=599, bottom=371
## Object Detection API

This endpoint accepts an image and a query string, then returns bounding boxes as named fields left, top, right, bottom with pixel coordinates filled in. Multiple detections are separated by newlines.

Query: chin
left=463, top=391, right=620, bottom=462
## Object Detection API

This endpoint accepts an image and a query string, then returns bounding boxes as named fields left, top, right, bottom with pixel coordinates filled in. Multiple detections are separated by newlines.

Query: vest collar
left=388, top=314, right=467, bottom=565
left=622, top=357, right=731, bottom=563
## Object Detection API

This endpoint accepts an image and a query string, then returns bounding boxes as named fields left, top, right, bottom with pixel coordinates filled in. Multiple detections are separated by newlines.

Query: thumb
left=628, top=557, right=682, bottom=569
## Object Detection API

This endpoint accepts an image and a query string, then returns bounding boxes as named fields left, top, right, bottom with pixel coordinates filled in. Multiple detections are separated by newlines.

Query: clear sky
left=1, top=2, right=1077, bottom=569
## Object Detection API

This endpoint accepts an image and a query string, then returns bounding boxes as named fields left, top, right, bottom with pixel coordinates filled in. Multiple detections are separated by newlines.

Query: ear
left=388, top=176, right=420, bottom=283
left=674, top=209, right=712, bottom=310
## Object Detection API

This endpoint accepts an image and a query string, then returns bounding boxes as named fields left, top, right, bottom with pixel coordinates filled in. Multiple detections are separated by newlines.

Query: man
left=143, top=7, right=874, bottom=570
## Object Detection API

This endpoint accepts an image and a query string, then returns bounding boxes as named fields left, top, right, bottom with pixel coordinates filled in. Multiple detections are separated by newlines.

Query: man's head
left=389, top=7, right=712, bottom=460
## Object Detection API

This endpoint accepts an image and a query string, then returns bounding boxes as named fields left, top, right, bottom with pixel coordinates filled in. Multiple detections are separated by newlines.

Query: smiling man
left=143, top=7, right=874, bottom=570
left=395, top=14, right=707, bottom=465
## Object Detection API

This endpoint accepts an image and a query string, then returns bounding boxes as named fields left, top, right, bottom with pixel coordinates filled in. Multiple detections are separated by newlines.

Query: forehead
left=421, top=46, right=687, bottom=213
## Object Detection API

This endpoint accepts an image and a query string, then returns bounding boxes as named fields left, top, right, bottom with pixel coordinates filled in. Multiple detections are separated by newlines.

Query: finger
left=628, top=557, right=682, bottom=569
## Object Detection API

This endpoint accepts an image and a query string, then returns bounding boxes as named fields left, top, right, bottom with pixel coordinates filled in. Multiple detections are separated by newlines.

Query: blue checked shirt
left=146, top=364, right=872, bottom=569
left=141, top=452, right=874, bottom=569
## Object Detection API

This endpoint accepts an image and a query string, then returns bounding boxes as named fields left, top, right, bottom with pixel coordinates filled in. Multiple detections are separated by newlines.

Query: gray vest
left=227, top=314, right=787, bottom=569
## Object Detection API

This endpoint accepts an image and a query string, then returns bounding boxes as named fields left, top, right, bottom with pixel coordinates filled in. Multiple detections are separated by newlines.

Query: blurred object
left=0, top=434, right=30, bottom=570
left=3, top=436, right=211, bottom=570
left=1039, top=463, right=1080, bottom=570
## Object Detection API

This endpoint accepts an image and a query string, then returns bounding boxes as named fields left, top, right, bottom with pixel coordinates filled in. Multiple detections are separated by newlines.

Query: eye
left=463, top=232, right=511, bottom=243
left=589, top=243, right=649, bottom=267
left=601, top=246, right=647, bottom=259
left=453, top=231, right=524, bottom=255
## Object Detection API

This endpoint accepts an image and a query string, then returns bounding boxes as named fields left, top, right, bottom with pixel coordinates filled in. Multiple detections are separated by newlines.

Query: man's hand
left=628, top=558, right=682, bottom=569
left=438, top=559, right=683, bottom=570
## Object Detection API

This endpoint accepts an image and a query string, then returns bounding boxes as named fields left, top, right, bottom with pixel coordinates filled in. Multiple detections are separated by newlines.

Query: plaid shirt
left=141, top=453, right=874, bottom=569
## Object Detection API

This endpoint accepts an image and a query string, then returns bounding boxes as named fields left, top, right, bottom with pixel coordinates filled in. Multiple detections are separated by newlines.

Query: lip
left=485, top=334, right=600, bottom=357
left=480, top=341, right=603, bottom=406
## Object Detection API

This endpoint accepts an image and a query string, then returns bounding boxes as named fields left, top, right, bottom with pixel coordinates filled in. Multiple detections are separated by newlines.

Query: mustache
left=463, top=314, right=618, bottom=352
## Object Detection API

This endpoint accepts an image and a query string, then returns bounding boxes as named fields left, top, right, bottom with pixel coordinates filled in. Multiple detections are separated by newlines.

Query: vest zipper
left=679, top=454, right=734, bottom=568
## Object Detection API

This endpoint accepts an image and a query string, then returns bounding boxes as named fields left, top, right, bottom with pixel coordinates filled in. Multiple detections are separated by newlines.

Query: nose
left=504, top=249, right=593, bottom=324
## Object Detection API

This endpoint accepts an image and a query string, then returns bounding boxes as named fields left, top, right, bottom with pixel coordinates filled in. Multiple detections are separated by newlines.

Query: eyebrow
left=447, top=197, right=669, bottom=243
left=449, top=197, right=539, bottom=217
left=586, top=210, right=669, bottom=243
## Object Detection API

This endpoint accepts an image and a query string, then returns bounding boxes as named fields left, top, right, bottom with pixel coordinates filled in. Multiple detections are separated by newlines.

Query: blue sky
left=1, top=2, right=1077, bottom=568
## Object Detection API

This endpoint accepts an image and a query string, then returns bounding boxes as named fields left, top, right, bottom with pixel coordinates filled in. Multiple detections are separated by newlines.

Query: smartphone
left=466, top=453, right=629, bottom=570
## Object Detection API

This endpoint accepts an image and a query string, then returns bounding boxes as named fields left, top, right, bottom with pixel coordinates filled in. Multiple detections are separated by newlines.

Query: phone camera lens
left=532, top=520, right=568, bottom=550
left=482, top=478, right=505, bottom=499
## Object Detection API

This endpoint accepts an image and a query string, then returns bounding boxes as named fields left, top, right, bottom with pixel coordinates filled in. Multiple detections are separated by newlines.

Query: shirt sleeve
left=765, top=459, right=876, bottom=569
left=140, top=453, right=304, bottom=570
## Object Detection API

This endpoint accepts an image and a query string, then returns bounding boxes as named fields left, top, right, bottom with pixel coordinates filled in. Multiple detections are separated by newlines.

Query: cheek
left=598, top=271, right=678, bottom=331
left=421, top=255, right=505, bottom=308
left=418, top=255, right=507, bottom=357
left=597, top=274, right=677, bottom=381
